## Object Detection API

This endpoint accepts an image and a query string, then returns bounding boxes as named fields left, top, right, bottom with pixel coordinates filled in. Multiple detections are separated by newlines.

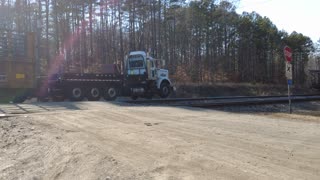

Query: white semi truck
left=38, top=51, right=175, bottom=101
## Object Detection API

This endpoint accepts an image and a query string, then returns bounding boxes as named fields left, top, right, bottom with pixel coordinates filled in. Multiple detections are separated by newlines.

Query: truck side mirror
left=147, top=60, right=153, bottom=79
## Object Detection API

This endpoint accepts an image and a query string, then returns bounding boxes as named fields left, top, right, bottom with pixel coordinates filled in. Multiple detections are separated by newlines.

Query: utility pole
left=284, top=46, right=293, bottom=114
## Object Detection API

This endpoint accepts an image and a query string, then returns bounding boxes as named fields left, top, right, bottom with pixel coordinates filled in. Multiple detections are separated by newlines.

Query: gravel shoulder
left=1, top=101, right=320, bottom=180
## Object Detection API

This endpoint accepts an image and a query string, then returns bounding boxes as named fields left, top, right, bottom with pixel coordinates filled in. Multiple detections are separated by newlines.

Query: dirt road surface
left=1, top=102, right=320, bottom=180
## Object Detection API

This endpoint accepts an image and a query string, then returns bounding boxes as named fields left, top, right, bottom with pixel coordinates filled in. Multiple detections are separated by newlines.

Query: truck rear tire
left=87, top=87, right=101, bottom=101
left=103, top=87, right=117, bottom=101
left=69, top=87, right=84, bottom=101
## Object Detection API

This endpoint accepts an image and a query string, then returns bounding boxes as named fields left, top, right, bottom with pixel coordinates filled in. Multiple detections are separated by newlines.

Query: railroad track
left=124, top=94, right=320, bottom=107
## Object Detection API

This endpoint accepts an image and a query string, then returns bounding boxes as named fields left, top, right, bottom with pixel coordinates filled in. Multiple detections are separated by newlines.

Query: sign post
left=284, top=46, right=293, bottom=114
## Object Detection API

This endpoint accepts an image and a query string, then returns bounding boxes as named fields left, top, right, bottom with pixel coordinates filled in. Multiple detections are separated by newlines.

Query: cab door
left=147, top=59, right=156, bottom=80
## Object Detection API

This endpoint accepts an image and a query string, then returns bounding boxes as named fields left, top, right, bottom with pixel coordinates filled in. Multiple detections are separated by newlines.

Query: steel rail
left=124, top=94, right=320, bottom=103
left=189, top=95, right=320, bottom=107
left=124, top=94, right=320, bottom=107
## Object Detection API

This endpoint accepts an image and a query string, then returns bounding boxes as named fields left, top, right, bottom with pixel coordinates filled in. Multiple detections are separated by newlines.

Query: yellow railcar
left=0, top=32, right=35, bottom=89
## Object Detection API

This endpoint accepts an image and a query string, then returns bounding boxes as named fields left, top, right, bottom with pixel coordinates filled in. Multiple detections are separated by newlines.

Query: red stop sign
left=284, top=46, right=292, bottom=62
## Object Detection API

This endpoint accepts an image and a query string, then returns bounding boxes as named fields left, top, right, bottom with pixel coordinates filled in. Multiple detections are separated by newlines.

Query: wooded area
left=0, top=0, right=319, bottom=86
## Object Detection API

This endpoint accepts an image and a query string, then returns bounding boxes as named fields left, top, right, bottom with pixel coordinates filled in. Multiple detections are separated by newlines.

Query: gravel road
left=1, top=101, right=320, bottom=180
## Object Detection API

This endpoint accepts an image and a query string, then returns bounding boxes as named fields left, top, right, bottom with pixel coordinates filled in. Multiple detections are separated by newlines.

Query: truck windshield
left=128, top=55, right=144, bottom=68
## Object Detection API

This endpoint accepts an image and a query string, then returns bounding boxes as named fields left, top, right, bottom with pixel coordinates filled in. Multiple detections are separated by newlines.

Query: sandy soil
left=1, top=102, right=320, bottom=180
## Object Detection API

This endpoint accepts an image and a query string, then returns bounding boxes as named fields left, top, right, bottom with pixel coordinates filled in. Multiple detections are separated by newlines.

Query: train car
left=0, top=31, right=37, bottom=102
left=0, top=31, right=36, bottom=89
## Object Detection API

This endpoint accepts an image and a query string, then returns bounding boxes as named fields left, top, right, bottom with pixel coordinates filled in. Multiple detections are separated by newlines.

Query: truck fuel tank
left=131, top=87, right=145, bottom=96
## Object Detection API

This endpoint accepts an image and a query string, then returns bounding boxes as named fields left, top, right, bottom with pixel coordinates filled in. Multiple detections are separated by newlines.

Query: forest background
left=1, top=0, right=320, bottom=87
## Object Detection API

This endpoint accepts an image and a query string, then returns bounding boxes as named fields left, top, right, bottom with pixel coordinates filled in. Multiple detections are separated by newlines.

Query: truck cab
left=125, top=51, right=174, bottom=99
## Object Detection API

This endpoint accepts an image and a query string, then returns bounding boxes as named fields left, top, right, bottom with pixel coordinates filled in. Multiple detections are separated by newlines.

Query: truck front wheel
left=159, top=82, right=170, bottom=98
left=103, top=87, right=117, bottom=101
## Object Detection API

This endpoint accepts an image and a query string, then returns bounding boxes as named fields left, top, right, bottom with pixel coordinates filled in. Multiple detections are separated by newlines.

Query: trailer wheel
left=159, top=82, right=170, bottom=98
left=69, top=87, right=84, bottom=101
left=103, top=87, right=117, bottom=101
left=87, top=87, right=101, bottom=101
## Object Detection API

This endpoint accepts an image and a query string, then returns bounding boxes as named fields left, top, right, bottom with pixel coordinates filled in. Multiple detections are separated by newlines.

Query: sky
left=236, top=0, right=319, bottom=42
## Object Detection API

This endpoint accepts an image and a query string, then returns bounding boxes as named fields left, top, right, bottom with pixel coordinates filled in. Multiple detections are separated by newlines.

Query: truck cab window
left=128, top=55, right=144, bottom=69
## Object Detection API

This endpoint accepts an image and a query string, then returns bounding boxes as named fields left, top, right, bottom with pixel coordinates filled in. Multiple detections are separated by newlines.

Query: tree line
left=0, top=0, right=317, bottom=86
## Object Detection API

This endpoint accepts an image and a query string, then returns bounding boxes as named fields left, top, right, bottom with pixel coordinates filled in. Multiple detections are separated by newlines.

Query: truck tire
left=103, top=87, right=117, bottom=101
left=159, top=82, right=170, bottom=98
left=69, top=87, right=84, bottom=101
left=87, top=87, right=101, bottom=101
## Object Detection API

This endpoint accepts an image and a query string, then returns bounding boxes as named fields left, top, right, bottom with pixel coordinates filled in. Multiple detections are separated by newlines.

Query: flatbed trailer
left=44, top=72, right=123, bottom=101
